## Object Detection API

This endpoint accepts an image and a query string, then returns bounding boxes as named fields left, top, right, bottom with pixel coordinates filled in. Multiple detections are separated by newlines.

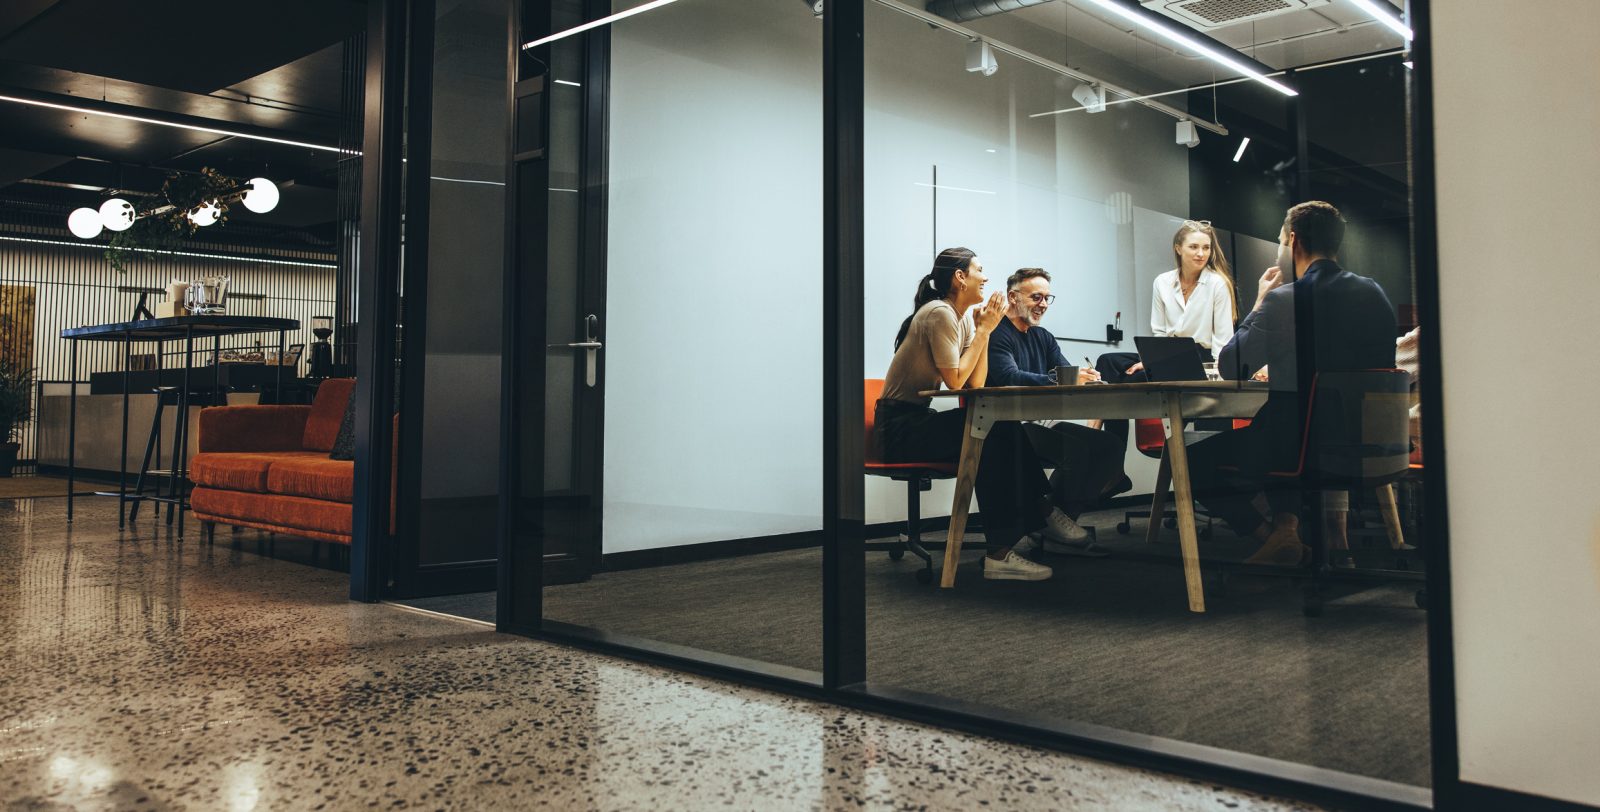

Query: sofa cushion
left=303, top=378, right=356, bottom=452
left=266, top=456, right=355, bottom=503
left=191, top=487, right=352, bottom=537
left=190, top=451, right=323, bottom=493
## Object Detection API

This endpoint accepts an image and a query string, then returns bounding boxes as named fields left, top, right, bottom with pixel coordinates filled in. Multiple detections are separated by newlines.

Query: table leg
left=276, top=330, right=285, bottom=401
left=939, top=407, right=987, bottom=589
left=1163, top=394, right=1206, bottom=613
left=119, top=333, right=130, bottom=527
left=67, top=340, right=77, bottom=522
left=177, top=326, right=193, bottom=539
left=1145, top=447, right=1171, bottom=545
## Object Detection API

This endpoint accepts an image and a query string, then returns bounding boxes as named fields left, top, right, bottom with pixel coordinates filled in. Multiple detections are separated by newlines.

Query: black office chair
left=1263, top=369, right=1418, bottom=616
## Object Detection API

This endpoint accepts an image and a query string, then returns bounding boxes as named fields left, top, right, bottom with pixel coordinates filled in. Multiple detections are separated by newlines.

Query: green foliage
left=0, top=356, right=34, bottom=445
left=103, top=167, right=237, bottom=274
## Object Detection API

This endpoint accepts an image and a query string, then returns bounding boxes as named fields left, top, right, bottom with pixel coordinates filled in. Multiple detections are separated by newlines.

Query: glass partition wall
left=504, top=0, right=1437, bottom=805
left=511, top=0, right=825, bottom=677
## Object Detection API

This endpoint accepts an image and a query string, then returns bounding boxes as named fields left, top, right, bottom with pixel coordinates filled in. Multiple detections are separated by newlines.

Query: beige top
left=882, top=299, right=974, bottom=406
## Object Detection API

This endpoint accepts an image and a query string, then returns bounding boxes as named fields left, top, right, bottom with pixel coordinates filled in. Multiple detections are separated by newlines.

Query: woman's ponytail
left=894, top=247, right=976, bottom=349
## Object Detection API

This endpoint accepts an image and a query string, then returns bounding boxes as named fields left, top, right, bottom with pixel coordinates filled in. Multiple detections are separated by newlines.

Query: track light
left=799, top=0, right=823, bottom=15
left=1071, top=83, right=1107, bottom=113
left=1176, top=120, right=1200, bottom=149
left=965, top=39, right=998, bottom=77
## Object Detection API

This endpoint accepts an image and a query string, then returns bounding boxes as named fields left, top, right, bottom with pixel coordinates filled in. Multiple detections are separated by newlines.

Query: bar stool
left=128, top=386, right=221, bottom=522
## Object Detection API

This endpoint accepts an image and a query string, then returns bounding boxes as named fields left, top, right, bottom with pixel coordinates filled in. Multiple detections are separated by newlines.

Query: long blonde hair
left=1172, top=220, right=1238, bottom=323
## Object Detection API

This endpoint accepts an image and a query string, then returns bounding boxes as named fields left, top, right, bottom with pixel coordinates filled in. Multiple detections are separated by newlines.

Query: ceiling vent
left=1139, top=0, right=1332, bottom=29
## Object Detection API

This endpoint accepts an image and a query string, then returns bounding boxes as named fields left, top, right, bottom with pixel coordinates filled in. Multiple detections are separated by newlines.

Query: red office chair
left=1115, top=418, right=1242, bottom=538
left=863, top=378, right=978, bottom=585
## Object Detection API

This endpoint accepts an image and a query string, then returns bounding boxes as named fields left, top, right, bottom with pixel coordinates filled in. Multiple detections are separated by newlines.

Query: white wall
left=1434, top=1, right=1600, bottom=805
left=604, top=0, right=1195, bottom=548
left=603, top=0, right=825, bottom=554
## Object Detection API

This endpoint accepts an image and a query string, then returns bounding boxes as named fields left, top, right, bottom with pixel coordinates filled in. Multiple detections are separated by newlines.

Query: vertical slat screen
left=0, top=218, right=337, bottom=465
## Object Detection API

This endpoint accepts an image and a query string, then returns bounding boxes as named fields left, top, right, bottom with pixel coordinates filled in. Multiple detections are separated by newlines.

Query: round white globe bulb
left=99, top=198, right=137, bottom=232
left=241, top=177, right=279, bottom=213
left=68, top=207, right=104, bottom=239
left=188, top=200, right=220, bottom=227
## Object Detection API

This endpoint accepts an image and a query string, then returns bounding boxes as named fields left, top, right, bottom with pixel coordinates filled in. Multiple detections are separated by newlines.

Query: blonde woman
left=1094, top=221, right=1241, bottom=472
left=1102, top=220, right=1239, bottom=380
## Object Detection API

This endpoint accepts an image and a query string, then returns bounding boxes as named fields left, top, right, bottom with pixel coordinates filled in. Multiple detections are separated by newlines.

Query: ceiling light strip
left=1075, top=0, right=1298, bottom=96
left=1346, top=0, right=1413, bottom=41
left=1029, top=49, right=1405, bottom=119
left=0, top=234, right=336, bottom=269
left=1232, top=137, right=1250, bottom=162
left=0, top=93, right=349, bottom=154
left=873, top=0, right=1229, bottom=135
left=522, top=0, right=680, bottom=50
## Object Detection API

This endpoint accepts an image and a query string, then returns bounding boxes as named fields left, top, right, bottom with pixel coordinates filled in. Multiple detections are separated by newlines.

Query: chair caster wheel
left=915, top=568, right=932, bottom=585
left=1116, top=521, right=1131, bottom=535
left=1415, top=589, right=1428, bottom=610
left=889, top=547, right=905, bottom=561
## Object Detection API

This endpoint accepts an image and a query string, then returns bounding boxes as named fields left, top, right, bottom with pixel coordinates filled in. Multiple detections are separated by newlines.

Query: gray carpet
left=401, top=508, right=1431, bottom=788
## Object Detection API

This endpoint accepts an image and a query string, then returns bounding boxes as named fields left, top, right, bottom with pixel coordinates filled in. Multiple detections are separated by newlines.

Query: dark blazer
left=1217, top=258, right=1397, bottom=470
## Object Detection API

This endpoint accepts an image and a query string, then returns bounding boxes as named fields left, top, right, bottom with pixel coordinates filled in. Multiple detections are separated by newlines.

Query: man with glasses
left=987, top=268, right=1128, bottom=555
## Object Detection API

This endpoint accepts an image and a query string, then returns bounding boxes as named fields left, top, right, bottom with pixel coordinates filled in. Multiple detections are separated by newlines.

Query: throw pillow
left=329, top=395, right=356, bottom=460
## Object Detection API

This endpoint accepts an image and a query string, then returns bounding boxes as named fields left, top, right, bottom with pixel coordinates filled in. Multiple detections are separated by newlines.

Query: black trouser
left=1094, top=352, right=1147, bottom=454
left=1022, top=421, right=1125, bottom=518
left=876, top=400, right=1048, bottom=554
left=1186, top=421, right=1301, bottom=537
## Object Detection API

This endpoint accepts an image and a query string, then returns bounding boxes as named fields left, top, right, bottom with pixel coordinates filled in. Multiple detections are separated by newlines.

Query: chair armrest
left=199, top=405, right=313, bottom=453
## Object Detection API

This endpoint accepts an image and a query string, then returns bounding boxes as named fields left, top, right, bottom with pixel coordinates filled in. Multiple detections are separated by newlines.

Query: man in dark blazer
left=1189, top=201, right=1397, bottom=565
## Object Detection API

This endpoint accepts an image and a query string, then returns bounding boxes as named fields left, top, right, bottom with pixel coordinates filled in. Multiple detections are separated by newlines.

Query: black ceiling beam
left=0, top=85, right=344, bottom=156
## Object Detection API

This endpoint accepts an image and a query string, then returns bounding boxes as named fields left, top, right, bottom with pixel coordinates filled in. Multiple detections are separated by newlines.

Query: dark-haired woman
left=876, top=248, right=1086, bottom=581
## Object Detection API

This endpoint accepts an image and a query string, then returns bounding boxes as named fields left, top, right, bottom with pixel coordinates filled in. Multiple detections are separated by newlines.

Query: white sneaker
left=983, top=550, right=1054, bottom=581
left=1040, top=508, right=1089, bottom=544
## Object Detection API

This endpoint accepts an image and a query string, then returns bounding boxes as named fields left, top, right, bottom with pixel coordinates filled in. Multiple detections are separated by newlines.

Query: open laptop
left=1134, top=336, right=1207, bottom=382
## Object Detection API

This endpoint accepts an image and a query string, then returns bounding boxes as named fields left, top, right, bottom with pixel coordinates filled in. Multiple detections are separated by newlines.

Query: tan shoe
left=1244, top=526, right=1309, bottom=566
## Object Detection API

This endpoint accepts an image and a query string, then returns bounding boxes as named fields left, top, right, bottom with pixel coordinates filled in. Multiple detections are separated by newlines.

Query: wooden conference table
left=923, top=380, right=1269, bottom=613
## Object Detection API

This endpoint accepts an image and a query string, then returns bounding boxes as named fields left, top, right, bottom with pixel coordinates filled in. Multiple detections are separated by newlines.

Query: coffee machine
left=307, top=316, right=335, bottom=378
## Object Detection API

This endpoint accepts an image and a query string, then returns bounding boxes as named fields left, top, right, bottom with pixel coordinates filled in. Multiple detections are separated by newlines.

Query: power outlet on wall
left=1106, top=324, right=1123, bottom=344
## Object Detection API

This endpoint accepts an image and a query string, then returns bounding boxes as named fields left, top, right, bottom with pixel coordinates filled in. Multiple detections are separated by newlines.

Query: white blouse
left=1150, top=268, right=1236, bottom=351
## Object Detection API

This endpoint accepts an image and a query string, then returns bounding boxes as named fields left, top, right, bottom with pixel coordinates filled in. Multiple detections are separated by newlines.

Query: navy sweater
left=987, top=317, right=1070, bottom=387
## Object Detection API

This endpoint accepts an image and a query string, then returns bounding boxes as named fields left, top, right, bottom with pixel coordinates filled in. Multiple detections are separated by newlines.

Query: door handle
left=546, top=315, right=602, bottom=387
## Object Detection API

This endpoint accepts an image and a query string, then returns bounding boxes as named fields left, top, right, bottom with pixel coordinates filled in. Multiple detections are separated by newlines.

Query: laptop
left=1134, top=336, right=1207, bottom=382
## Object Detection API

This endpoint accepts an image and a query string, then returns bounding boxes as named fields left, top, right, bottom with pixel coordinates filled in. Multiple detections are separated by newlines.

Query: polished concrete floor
left=0, top=496, right=1322, bottom=811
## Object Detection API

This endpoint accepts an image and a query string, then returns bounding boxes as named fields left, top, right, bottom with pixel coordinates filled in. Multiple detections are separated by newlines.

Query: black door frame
left=385, top=0, right=1594, bottom=808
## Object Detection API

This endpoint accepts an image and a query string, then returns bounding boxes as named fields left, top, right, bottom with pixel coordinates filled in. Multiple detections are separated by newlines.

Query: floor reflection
left=0, top=497, right=1317, bottom=810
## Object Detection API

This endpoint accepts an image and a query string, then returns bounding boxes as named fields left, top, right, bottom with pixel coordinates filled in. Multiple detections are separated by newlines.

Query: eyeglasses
left=1012, top=292, right=1056, bottom=304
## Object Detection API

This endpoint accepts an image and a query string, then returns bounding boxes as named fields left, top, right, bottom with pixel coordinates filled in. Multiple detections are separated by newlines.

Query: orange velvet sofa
left=190, top=378, right=358, bottom=545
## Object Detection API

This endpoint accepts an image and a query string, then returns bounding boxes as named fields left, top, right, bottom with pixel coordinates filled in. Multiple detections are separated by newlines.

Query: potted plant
left=0, top=358, right=33, bottom=477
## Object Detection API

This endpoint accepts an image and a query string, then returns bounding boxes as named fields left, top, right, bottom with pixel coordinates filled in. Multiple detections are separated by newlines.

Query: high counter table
left=59, top=316, right=300, bottom=537
left=922, top=380, right=1269, bottom=612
